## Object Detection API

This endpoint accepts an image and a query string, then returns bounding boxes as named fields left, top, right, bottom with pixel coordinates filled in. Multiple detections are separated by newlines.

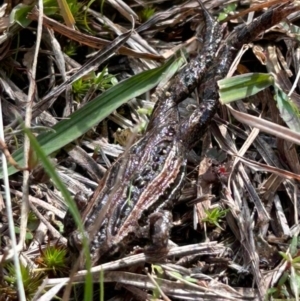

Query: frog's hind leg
left=146, top=2, right=223, bottom=131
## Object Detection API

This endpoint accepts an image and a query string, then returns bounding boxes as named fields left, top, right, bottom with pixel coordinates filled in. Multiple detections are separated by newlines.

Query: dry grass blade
left=227, top=105, right=300, bottom=145
left=27, top=7, right=163, bottom=60
left=223, top=0, right=292, bottom=21
left=78, top=242, right=223, bottom=273
left=56, top=0, right=75, bottom=28
left=31, top=17, right=135, bottom=118
left=136, top=3, right=199, bottom=34
left=88, top=9, right=160, bottom=69
left=213, top=115, right=300, bottom=182
left=106, top=0, right=139, bottom=22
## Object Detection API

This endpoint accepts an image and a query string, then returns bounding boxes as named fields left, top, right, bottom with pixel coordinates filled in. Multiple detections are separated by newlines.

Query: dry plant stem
left=106, top=0, right=139, bottom=22
left=34, top=278, right=69, bottom=300
left=289, top=60, right=300, bottom=96
left=211, top=120, right=296, bottom=297
left=292, top=183, right=299, bottom=225
left=27, top=8, right=163, bottom=61
left=87, top=9, right=159, bottom=69
left=223, top=0, right=292, bottom=22
left=88, top=272, right=236, bottom=299
left=11, top=189, right=65, bottom=218
left=49, top=272, right=248, bottom=300
left=0, top=139, right=27, bottom=170
left=212, top=121, right=300, bottom=181
left=0, top=101, right=26, bottom=301
left=146, top=270, right=172, bottom=301
left=31, top=27, right=133, bottom=120
left=227, top=105, right=300, bottom=146
left=77, top=242, right=222, bottom=274
left=20, top=0, right=43, bottom=252
left=46, top=28, right=71, bottom=115
left=28, top=201, right=67, bottom=243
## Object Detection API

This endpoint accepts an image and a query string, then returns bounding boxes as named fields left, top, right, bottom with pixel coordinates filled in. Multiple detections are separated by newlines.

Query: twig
left=0, top=101, right=26, bottom=300
left=19, top=1, right=43, bottom=299
left=0, top=138, right=27, bottom=170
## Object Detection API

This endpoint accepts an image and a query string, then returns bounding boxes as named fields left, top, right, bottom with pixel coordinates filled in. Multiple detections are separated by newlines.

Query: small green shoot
left=267, top=271, right=290, bottom=298
left=139, top=6, right=156, bottom=22
left=35, top=244, right=68, bottom=276
left=14, top=227, right=33, bottom=242
left=9, top=4, right=34, bottom=28
left=169, top=270, right=198, bottom=284
left=2, top=56, right=181, bottom=178
left=63, top=41, right=78, bottom=56
left=268, top=236, right=300, bottom=299
left=152, top=264, right=164, bottom=276
left=13, top=212, right=37, bottom=242
left=275, top=87, right=300, bottom=133
left=151, top=265, right=164, bottom=299
left=137, top=107, right=153, bottom=116
left=84, top=0, right=96, bottom=32
left=136, top=120, right=148, bottom=134
left=202, top=207, right=229, bottom=230
left=43, top=0, right=92, bottom=32
left=218, top=3, right=237, bottom=21
left=27, top=211, right=40, bottom=231
left=72, top=69, right=117, bottom=101
left=2, top=262, right=44, bottom=300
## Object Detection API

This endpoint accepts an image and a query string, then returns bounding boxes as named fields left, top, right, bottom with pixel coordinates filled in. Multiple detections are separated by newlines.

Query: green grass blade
left=10, top=4, right=34, bottom=28
left=21, top=125, right=93, bottom=300
left=218, top=71, right=300, bottom=133
left=274, top=83, right=300, bottom=133
left=1, top=56, right=182, bottom=178
left=218, top=73, right=274, bottom=104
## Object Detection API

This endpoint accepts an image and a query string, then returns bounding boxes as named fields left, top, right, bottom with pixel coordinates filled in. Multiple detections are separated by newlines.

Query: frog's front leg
left=148, top=210, right=172, bottom=250
left=137, top=210, right=173, bottom=260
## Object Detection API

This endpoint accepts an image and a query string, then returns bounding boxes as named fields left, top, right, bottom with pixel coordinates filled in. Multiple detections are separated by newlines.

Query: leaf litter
left=1, top=0, right=300, bottom=300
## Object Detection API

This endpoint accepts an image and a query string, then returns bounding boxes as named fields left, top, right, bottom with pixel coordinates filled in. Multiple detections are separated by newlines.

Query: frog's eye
left=259, top=258, right=269, bottom=268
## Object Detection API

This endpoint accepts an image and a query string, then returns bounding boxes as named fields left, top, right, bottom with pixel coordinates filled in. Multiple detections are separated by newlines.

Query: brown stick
left=0, top=139, right=28, bottom=171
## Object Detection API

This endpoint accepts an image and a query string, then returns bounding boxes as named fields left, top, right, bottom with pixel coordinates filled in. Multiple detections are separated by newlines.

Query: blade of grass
left=219, top=70, right=300, bottom=132
left=1, top=55, right=183, bottom=178
left=21, top=124, right=93, bottom=301
left=275, top=87, right=300, bottom=133
left=218, top=73, right=274, bottom=104
left=27, top=8, right=163, bottom=60
left=10, top=3, right=34, bottom=28
left=227, top=105, right=300, bottom=146
left=56, top=0, right=75, bottom=28
left=0, top=101, right=26, bottom=301
left=32, top=21, right=134, bottom=115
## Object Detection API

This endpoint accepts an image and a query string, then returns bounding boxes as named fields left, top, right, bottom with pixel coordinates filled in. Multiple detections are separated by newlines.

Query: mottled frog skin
left=64, top=2, right=299, bottom=266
